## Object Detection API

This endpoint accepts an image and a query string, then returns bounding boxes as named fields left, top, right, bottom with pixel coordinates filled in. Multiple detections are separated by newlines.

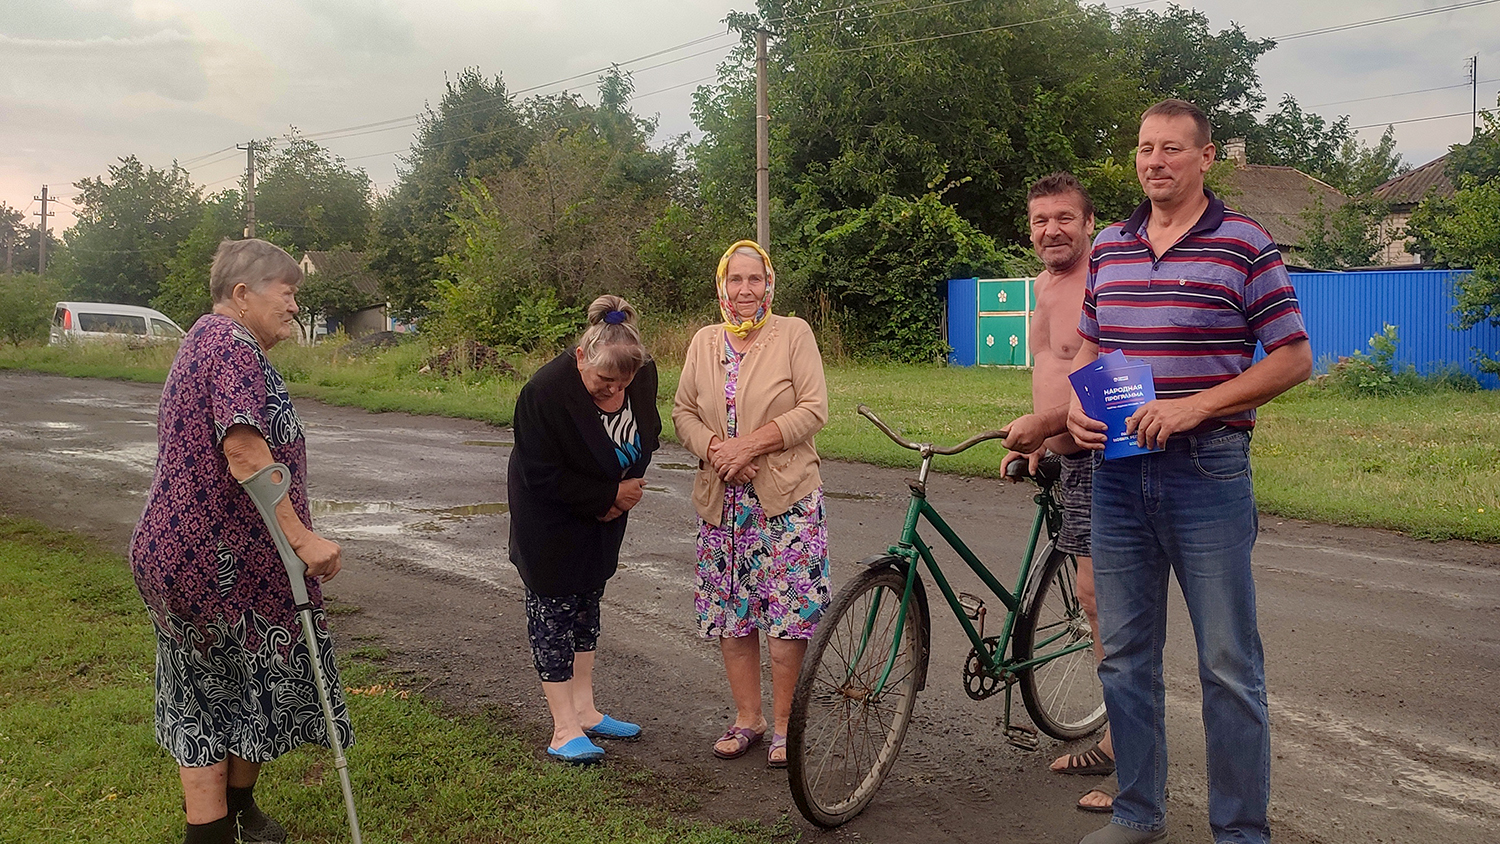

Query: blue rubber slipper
left=546, top=736, right=605, bottom=764
left=585, top=714, right=642, bottom=740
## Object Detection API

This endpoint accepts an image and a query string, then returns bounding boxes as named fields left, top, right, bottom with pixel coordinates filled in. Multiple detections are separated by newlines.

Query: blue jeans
left=1091, top=430, right=1270, bottom=844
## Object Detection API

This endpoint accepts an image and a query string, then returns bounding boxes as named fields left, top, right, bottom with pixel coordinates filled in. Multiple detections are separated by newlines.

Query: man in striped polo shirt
left=1066, top=99, right=1312, bottom=844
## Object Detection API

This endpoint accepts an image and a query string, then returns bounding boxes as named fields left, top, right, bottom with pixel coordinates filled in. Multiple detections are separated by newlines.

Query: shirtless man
left=999, top=172, right=1115, bottom=812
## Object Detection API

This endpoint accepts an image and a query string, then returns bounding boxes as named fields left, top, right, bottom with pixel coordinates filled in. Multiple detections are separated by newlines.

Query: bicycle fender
left=858, top=554, right=931, bottom=692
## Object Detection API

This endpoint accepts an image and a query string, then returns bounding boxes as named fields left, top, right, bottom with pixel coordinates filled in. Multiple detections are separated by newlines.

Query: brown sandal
left=1054, top=742, right=1115, bottom=776
left=712, top=725, right=765, bottom=760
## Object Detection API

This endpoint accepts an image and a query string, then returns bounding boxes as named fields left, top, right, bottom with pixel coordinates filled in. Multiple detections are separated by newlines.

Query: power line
left=1273, top=0, right=1500, bottom=41
left=1310, top=78, right=1500, bottom=108
left=631, top=73, right=720, bottom=101
left=300, top=30, right=736, bottom=146
left=1349, top=109, right=1489, bottom=130
left=179, top=144, right=237, bottom=166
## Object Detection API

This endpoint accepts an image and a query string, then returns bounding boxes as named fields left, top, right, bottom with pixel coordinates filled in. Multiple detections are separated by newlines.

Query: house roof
left=1220, top=164, right=1348, bottom=249
left=1372, top=155, right=1454, bottom=207
left=298, top=251, right=382, bottom=299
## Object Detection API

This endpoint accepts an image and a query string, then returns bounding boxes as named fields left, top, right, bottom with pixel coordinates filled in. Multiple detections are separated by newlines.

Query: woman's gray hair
left=210, top=239, right=302, bottom=304
left=730, top=245, right=767, bottom=271
left=578, top=294, right=649, bottom=374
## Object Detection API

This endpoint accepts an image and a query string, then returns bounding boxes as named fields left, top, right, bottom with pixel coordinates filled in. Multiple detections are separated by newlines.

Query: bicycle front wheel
left=788, top=564, right=927, bottom=828
left=1015, top=549, right=1108, bottom=739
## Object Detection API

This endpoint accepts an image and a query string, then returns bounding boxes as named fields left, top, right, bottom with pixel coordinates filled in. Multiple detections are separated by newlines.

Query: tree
left=1403, top=107, right=1500, bottom=372
left=255, top=133, right=373, bottom=254
left=0, top=272, right=65, bottom=344
left=1251, top=96, right=1405, bottom=193
left=370, top=68, right=534, bottom=318
left=152, top=191, right=243, bottom=328
left=802, top=193, right=1024, bottom=362
left=1294, top=195, right=1386, bottom=270
left=0, top=203, right=23, bottom=274
left=296, top=267, right=379, bottom=336
left=66, top=156, right=202, bottom=305
left=1112, top=4, right=1274, bottom=143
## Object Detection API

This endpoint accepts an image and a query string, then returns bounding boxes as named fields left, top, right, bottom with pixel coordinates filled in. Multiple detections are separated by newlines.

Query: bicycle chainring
left=962, top=636, right=1010, bottom=700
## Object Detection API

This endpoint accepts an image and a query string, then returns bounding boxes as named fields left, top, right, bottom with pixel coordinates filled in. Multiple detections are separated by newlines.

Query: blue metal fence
left=1287, top=269, right=1499, bottom=389
left=943, top=268, right=1500, bottom=388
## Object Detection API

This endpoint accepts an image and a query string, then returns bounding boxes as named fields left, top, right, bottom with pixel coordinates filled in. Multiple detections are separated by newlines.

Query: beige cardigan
left=673, top=314, right=829, bottom=526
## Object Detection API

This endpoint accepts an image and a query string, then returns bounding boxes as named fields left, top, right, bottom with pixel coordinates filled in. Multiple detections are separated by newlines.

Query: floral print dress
left=129, top=314, right=351, bottom=767
left=695, top=335, right=830, bottom=640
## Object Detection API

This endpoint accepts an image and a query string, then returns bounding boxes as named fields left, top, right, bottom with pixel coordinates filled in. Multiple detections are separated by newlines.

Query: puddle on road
left=38, top=421, right=83, bottom=430
left=46, top=445, right=158, bottom=471
left=462, top=440, right=513, bottom=448
left=826, top=491, right=881, bottom=501
left=426, top=502, right=509, bottom=517
left=313, top=499, right=508, bottom=536
left=312, top=501, right=404, bottom=517
left=644, top=485, right=669, bottom=493
left=658, top=462, right=696, bottom=471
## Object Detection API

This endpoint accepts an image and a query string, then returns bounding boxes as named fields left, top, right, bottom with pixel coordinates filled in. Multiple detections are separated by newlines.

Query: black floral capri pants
left=525, top=586, right=605, bottom=683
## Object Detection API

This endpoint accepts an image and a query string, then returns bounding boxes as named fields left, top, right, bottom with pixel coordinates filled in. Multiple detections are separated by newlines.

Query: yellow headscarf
left=716, top=240, right=775, bottom=339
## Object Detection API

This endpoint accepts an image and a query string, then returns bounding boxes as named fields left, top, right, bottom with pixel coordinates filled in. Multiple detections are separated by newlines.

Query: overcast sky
left=5, top=0, right=1499, bottom=239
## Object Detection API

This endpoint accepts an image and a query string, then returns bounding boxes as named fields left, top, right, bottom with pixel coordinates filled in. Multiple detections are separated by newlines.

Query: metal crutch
left=242, top=463, right=363, bottom=844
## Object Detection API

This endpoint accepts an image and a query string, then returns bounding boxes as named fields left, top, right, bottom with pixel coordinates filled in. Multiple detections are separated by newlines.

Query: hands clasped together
left=707, top=435, right=759, bottom=486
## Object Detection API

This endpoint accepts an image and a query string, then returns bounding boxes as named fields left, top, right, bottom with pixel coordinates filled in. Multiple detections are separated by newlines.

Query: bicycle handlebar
left=857, top=404, right=1010, bottom=456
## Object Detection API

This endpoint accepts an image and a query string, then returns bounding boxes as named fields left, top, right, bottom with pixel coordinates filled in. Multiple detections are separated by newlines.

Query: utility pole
left=1470, top=56, right=1479, bottom=141
left=238, top=140, right=258, bottom=238
left=755, top=28, right=770, bottom=250
left=33, top=185, right=53, bottom=276
left=3, top=226, right=13, bottom=275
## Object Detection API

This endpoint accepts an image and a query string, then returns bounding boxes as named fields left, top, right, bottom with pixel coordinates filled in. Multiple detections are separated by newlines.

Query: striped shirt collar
left=1119, top=188, right=1226, bottom=241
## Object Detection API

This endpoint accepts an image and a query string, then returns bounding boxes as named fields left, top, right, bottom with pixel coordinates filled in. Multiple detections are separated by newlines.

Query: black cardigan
left=507, top=351, right=661, bottom=596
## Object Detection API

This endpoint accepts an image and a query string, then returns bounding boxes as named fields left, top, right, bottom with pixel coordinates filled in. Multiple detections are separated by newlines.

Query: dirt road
left=2, top=371, right=1497, bottom=843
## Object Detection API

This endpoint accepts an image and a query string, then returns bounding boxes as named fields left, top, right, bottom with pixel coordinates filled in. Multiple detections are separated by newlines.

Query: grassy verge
left=0, top=517, right=790, bottom=844
left=3, top=341, right=1497, bottom=542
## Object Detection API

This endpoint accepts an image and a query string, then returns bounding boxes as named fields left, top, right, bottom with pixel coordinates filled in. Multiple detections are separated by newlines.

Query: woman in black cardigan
left=508, top=294, right=661, bottom=763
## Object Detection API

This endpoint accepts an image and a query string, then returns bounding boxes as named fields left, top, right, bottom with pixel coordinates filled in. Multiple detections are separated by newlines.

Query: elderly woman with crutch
left=129, top=239, right=352, bottom=844
left=508, top=294, right=661, bottom=763
left=672, top=240, right=830, bottom=768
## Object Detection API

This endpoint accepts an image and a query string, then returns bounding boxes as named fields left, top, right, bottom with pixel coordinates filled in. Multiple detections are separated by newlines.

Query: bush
left=0, top=274, right=66, bottom=345
left=796, top=193, right=1027, bottom=363
left=1321, top=323, right=1482, bottom=396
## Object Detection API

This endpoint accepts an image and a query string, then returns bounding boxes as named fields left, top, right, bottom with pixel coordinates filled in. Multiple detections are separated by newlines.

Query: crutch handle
left=241, top=463, right=312, bottom=608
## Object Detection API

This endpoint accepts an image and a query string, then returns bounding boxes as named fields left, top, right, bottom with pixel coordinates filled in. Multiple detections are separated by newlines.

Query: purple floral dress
left=695, top=335, right=830, bottom=640
left=129, top=314, right=350, bottom=767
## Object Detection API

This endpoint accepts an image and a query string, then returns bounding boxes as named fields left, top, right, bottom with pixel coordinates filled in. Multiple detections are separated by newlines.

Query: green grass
left=0, top=517, right=792, bottom=843
left=3, top=341, right=1497, bottom=542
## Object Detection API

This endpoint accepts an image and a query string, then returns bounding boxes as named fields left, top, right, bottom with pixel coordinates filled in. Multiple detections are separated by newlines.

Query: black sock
left=226, top=785, right=256, bottom=816
left=183, top=814, right=233, bottom=844
left=227, top=783, right=287, bottom=843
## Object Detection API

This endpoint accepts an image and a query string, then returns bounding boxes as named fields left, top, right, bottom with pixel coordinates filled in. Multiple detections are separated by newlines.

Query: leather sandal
left=766, top=733, right=788, bottom=769
left=712, top=725, right=765, bottom=759
left=1054, top=742, right=1115, bottom=776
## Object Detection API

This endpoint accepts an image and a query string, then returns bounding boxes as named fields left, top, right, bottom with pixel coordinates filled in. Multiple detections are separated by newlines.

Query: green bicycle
left=787, top=405, right=1107, bottom=828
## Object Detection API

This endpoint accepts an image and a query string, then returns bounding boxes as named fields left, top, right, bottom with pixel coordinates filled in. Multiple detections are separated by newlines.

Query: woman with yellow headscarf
left=672, top=240, right=831, bottom=768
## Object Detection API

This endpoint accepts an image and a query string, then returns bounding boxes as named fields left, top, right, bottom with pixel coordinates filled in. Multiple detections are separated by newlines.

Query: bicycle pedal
left=958, top=592, right=986, bottom=638
left=1004, top=723, right=1039, bottom=751
left=957, top=592, right=985, bottom=620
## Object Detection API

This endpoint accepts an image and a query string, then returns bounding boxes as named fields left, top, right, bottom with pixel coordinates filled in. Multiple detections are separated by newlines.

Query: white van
left=49, top=302, right=186, bottom=346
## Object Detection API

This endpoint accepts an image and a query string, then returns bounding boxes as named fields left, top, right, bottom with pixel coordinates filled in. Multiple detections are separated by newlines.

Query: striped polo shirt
left=1078, top=189, right=1307, bottom=430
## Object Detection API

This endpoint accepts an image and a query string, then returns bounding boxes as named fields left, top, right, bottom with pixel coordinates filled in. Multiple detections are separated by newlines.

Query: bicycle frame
left=865, top=450, right=1092, bottom=695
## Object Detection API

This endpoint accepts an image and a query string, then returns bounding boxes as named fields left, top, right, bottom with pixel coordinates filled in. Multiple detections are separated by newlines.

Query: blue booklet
left=1068, top=350, right=1162, bottom=460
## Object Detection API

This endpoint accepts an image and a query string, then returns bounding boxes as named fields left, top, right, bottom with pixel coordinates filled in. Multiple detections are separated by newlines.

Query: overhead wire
left=1272, top=0, right=1500, bottom=41
left=1311, top=78, right=1500, bottom=108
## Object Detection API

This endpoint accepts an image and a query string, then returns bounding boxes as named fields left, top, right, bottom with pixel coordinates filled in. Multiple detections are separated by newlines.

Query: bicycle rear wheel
left=1015, top=548, right=1107, bottom=740
left=788, top=564, right=927, bottom=828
